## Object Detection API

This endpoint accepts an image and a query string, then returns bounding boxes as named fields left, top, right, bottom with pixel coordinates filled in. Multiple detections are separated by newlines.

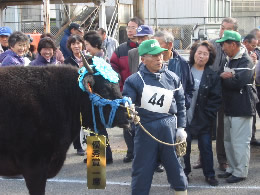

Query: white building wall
left=145, top=0, right=209, bottom=26
left=4, top=6, right=19, bottom=31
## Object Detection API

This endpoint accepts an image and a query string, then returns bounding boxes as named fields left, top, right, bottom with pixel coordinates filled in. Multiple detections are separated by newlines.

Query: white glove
left=176, top=128, right=187, bottom=142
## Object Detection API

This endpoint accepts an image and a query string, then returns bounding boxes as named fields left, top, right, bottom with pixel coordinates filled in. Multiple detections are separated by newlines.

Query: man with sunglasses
left=123, top=39, right=188, bottom=195
left=217, top=30, right=257, bottom=183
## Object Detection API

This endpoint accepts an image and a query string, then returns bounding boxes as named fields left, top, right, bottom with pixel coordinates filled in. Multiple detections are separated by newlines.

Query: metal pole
left=99, top=0, right=107, bottom=30
left=43, top=0, right=50, bottom=33
left=0, top=7, right=3, bottom=26
left=222, top=0, right=225, bottom=17
left=215, top=0, right=217, bottom=23
left=155, top=0, right=158, bottom=31
left=148, top=0, right=150, bottom=25
left=133, top=0, right=144, bottom=22
left=229, top=0, right=232, bottom=17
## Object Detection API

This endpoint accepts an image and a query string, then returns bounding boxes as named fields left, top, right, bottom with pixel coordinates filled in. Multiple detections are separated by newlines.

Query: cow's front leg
left=22, top=162, right=48, bottom=195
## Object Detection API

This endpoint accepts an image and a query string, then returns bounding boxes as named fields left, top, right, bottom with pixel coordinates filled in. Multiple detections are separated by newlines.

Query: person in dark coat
left=40, top=33, right=64, bottom=64
left=64, top=34, right=87, bottom=68
left=83, top=30, right=113, bottom=164
left=153, top=30, right=195, bottom=172
left=217, top=31, right=257, bottom=183
left=30, top=37, right=59, bottom=66
left=243, top=33, right=260, bottom=146
left=209, top=18, right=239, bottom=172
left=64, top=34, right=87, bottom=156
left=154, top=31, right=194, bottom=110
left=60, top=23, right=84, bottom=59
left=183, top=41, right=222, bottom=186
left=123, top=39, right=188, bottom=195
left=110, top=17, right=144, bottom=165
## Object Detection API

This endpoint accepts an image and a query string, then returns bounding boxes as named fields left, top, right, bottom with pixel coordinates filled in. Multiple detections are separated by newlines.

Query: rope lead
left=132, top=113, right=187, bottom=157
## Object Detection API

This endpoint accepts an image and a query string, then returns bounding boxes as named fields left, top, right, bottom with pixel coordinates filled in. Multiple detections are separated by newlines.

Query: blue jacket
left=167, top=49, right=194, bottom=110
left=123, top=64, right=186, bottom=127
left=60, top=29, right=72, bottom=59
left=0, top=50, right=24, bottom=66
left=30, top=54, right=57, bottom=66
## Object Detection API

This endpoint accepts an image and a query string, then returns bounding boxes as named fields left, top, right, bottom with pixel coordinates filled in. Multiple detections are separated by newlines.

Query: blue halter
left=78, top=62, right=132, bottom=133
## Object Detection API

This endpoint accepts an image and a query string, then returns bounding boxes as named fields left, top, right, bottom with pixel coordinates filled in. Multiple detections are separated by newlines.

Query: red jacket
left=110, top=39, right=138, bottom=91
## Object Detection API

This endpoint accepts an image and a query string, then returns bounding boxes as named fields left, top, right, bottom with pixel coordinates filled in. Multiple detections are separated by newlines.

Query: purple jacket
left=0, top=50, right=25, bottom=66
left=30, top=54, right=58, bottom=66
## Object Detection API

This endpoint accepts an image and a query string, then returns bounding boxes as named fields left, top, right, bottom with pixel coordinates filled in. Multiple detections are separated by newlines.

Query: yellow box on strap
left=87, top=135, right=106, bottom=189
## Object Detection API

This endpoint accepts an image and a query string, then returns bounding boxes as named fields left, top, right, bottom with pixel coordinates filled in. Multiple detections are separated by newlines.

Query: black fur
left=0, top=65, right=129, bottom=195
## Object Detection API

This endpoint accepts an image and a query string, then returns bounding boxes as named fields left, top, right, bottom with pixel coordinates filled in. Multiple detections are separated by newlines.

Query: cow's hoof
left=83, top=158, right=87, bottom=163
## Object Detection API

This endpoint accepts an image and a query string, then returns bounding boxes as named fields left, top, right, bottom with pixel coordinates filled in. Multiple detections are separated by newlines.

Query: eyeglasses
left=126, top=26, right=137, bottom=31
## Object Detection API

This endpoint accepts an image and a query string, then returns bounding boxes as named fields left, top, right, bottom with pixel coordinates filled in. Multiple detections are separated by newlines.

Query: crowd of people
left=0, top=16, right=260, bottom=195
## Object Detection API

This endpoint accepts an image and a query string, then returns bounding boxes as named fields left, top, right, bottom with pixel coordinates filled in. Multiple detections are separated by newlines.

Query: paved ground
left=1, top=120, right=260, bottom=195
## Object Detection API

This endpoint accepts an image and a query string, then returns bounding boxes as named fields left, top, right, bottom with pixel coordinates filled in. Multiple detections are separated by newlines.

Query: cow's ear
left=83, top=75, right=95, bottom=92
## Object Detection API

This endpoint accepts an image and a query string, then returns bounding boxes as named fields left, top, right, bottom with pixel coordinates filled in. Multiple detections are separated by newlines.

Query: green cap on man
left=138, top=39, right=167, bottom=56
left=216, top=30, right=241, bottom=43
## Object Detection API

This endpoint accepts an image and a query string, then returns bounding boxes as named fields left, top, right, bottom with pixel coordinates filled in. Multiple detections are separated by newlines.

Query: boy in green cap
left=123, top=39, right=188, bottom=195
left=217, top=30, right=258, bottom=183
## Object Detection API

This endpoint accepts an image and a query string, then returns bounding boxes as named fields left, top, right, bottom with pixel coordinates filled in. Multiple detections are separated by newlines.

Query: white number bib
left=138, top=72, right=173, bottom=114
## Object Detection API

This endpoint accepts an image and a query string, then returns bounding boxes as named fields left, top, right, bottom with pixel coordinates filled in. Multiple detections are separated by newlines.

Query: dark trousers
left=73, top=134, right=82, bottom=150
left=132, top=117, right=187, bottom=194
left=123, top=123, right=135, bottom=158
left=216, top=104, right=227, bottom=165
left=252, top=86, right=260, bottom=141
left=184, top=130, right=215, bottom=178
left=252, top=114, right=257, bottom=141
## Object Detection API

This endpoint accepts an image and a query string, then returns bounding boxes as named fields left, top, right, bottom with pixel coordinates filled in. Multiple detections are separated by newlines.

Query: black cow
left=0, top=65, right=130, bottom=195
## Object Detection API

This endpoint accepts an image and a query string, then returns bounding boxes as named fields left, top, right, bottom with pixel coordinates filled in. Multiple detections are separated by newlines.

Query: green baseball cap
left=216, top=30, right=241, bottom=43
left=138, top=39, right=167, bottom=56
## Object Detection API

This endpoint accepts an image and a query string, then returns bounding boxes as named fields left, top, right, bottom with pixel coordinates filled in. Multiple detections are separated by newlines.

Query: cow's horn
left=80, top=51, right=94, bottom=74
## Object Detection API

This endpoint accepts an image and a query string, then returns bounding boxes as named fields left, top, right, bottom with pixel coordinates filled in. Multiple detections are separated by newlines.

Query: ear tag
left=88, top=83, right=93, bottom=93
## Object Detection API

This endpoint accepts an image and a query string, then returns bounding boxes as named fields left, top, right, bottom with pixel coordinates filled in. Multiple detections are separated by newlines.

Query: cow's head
left=79, top=56, right=132, bottom=129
